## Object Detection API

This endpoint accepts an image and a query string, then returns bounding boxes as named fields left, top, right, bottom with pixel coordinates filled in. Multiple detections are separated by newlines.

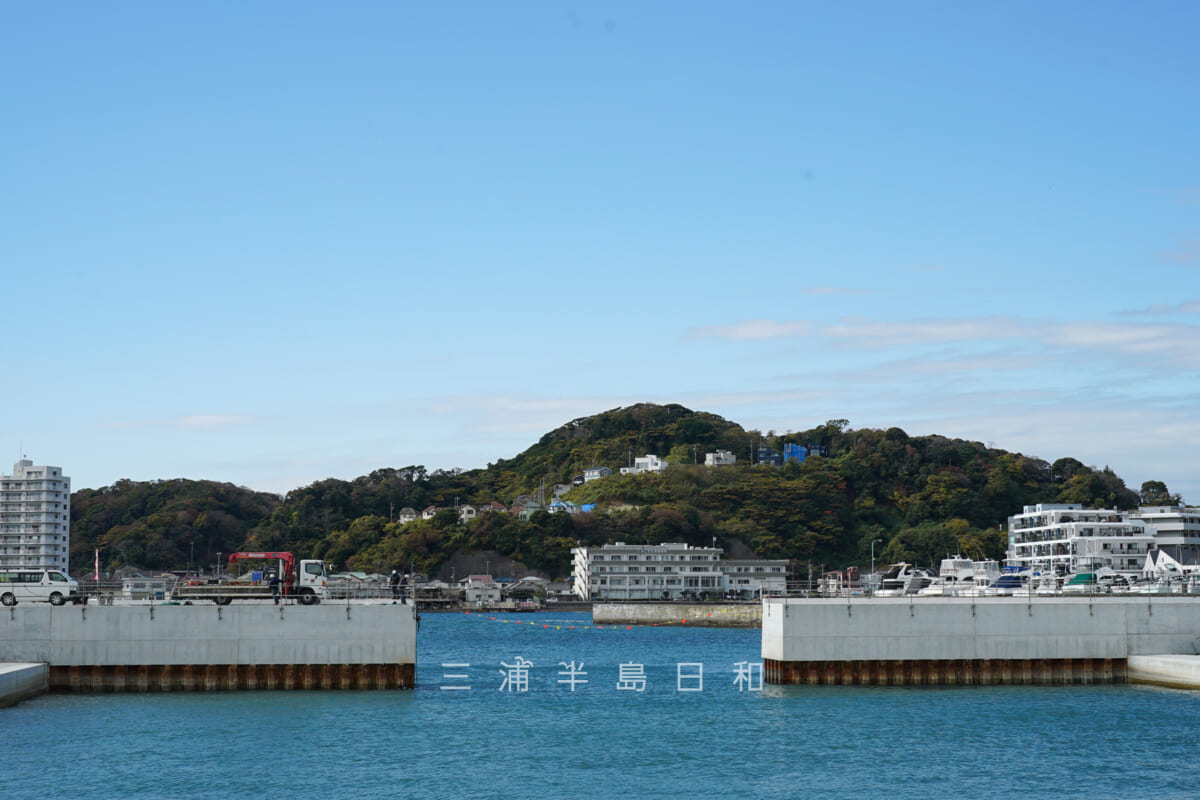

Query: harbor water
left=4, top=610, right=1200, bottom=799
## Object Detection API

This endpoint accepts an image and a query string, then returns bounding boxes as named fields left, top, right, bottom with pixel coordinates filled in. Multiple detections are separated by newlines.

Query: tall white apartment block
left=1007, top=503, right=1152, bottom=577
left=0, top=459, right=71, bottom=571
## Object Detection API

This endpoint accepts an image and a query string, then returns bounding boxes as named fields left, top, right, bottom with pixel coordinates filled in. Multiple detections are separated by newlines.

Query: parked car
left=0, top=569, right=82, bottom=606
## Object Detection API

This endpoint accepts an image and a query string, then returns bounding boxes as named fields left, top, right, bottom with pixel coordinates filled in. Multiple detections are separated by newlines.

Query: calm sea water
left=4, top=610, right=1200, bottom=800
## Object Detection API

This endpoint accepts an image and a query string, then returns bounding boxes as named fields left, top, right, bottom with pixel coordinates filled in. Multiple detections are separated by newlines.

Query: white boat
left=875, top=563, right=933, bottom=596
left=1134, top=577, right=1173, bottom=595
left=984, top=569, right=1031, bottom=596
left=919, top=556, right=1001, bottom=596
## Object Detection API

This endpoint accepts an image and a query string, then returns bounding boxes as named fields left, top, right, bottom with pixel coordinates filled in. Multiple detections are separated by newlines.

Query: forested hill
left=70, top=403, right=1182, bottom=579
left=70, top=479, right=280, bottom=572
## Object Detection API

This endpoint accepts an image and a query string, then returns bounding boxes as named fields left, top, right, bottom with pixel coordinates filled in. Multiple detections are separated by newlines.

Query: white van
left=0, top=569, right=80, bottom=606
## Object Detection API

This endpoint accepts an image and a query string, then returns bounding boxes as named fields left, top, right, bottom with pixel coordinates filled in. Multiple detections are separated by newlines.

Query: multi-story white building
left=719, top=559, right=788, bottom=598
left=1007, top=503, right=1152, bottom=577
left=619, top=454, right=667, bottom=475
left=0, top=460, right=71, bottom=572
left=1130, top=506, right=1200, bottom=565
left=571, top=542, right=725, bottom=600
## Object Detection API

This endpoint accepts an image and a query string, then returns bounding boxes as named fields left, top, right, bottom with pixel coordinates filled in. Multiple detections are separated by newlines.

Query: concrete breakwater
left=593, top=602, right=761, bottom=627
left=1, top=603, right=416, bottom=692
left=0, top=663, right=48, bottom=707
left=763, top=596, right=1200, bottom=686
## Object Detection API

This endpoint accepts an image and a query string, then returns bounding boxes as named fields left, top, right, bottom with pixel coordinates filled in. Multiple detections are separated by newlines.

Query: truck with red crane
left=172, top=552, right=327, bottom=605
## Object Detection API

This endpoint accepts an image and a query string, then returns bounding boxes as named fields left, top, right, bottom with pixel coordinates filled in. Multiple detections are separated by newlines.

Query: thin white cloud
left=821, top=316, right=1029, bottom=348
left=1163, top=240, right=1200, bottom=264
left=689, top=319, right=813, bottom=341
left=1049, top=321, right=1200, bottom=367
left=691, top=311, right=1200, bottom=369
left=866, top=353, right=1036, bottom=377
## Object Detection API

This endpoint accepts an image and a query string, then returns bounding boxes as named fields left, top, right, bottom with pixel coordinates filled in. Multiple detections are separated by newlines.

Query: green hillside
left=70, top=404, right=1180, bottom=579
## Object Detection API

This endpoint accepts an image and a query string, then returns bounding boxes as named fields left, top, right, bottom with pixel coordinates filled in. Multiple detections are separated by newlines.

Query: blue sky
left=3, top=2, right=1198, bottom=503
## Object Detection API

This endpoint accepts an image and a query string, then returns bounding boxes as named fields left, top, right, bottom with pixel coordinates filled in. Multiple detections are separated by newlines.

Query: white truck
left=172, top=552, right=327, bottom=605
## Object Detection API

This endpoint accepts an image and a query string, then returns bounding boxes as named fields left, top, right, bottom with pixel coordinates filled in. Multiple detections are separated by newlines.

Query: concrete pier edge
left=1127, top=655, right=1200, bottom=690
left=0, top=663, right=49, bottom=707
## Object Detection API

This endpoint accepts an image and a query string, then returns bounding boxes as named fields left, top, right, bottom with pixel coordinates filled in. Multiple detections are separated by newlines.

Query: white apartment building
left=0, top=459, right=71, bottom=571
left=620, top=454, right=667, bottom=475
left=571, top=542, right=724, bottom=600
left=1130, top=506, right=1200, bottom=564
left=719, top=559, right=788, bottom=598
left=1007, top=503, right=1153, bottom=577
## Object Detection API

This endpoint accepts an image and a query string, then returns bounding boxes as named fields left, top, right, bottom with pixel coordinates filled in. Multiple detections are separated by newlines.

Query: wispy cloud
left=689, top=319, right=813, bottom=341
left=865, top=353, right=1037, bottom=377
left=106, top=414, right=260, bottom=431
left=690, top=310, right=1200, bottom=369
left=1163, top=240, right=1200, bottom=264
left=1049, top=321, right=1200, bottom=366
left=821, top=316, right=1029, bottom=348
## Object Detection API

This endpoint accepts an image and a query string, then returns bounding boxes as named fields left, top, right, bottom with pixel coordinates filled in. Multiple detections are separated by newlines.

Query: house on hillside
left=620, top=455, right=666, bottom=475
left=422, top=505, right=440, bottom=520
left=458, top=504, right=476, bottom=524
left=398, top=507, right=418, bottom=524
left=517, top=503, right=545, bottom=521
left=705, top=450, right=736, bottom=467
left=548, top=499, right=580, bottom=515
left=755, top=447, right=782, bottom=466
left=510, top=495, right=542, bottom=517
left=583, top=466, right=612, bottom=482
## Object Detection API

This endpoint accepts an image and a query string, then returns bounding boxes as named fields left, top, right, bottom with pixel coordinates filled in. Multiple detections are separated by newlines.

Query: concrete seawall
left=593, top=603, right=761, bottom=627
left=0, top=603, right=416, bottom=691
left=763, top=596, right=1200, bottom=686
left=0, top=663, right=48, bottom=707
left=1127, top=655, right=1200, bottom=690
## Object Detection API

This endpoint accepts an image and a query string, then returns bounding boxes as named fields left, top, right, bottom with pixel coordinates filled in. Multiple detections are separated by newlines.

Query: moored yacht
left=875, top=563, right=933, bottom=596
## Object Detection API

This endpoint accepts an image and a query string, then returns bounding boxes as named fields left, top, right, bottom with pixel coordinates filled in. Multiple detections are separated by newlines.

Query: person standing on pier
left=399, top=572, right=409, bottom=605
left=269, top=572, right=280, bottom=605
left=390, top=569, right=401, bottom=602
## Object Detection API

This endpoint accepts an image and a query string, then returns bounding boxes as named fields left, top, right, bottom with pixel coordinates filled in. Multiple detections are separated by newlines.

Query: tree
left=1139, top=480, right=1182, bottom=506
